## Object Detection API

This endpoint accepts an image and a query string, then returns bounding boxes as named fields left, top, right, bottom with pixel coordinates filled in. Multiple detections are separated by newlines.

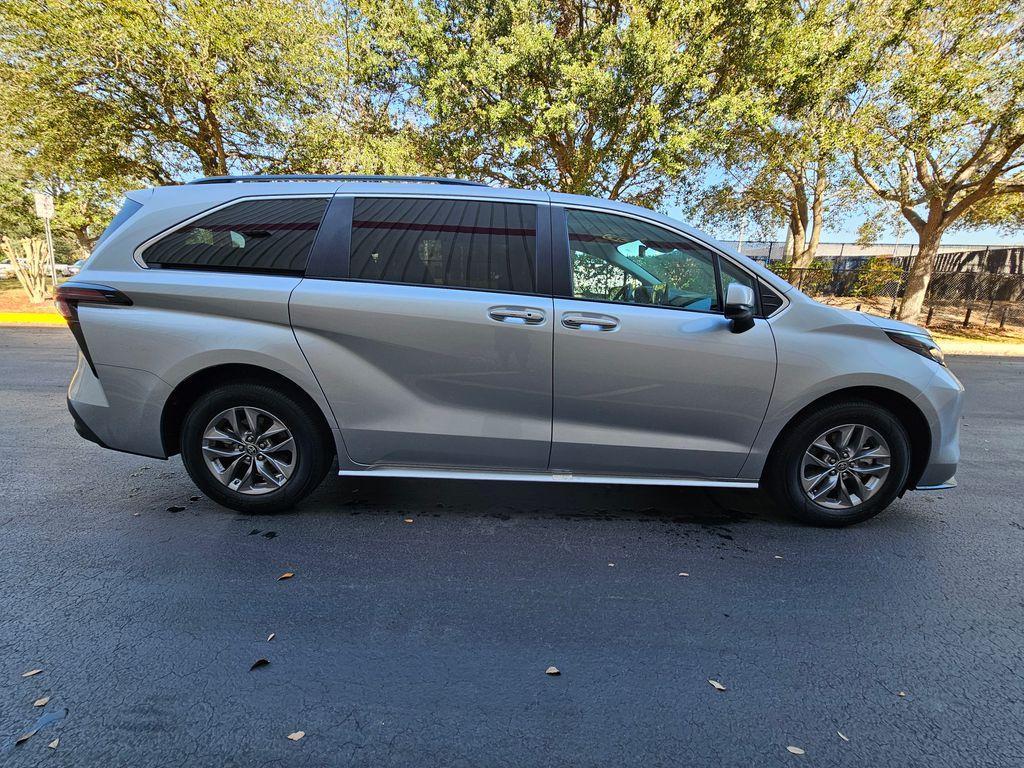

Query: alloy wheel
left=799, top=424, right=891, bottom=510
left=201, top=406, right=297, bottom=495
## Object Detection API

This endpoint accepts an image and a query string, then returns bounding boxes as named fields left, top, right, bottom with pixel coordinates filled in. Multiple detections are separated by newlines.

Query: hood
left=857, top=311, right=930, bottom=336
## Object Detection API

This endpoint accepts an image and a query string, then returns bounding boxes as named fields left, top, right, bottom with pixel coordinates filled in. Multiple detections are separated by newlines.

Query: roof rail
left=186, top=174, right=489, bottom=187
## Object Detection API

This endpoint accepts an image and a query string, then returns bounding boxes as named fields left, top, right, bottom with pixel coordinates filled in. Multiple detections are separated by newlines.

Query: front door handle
left=488, top=306, right=546, bottom=325
left=561, top=312, right=619, bottom=331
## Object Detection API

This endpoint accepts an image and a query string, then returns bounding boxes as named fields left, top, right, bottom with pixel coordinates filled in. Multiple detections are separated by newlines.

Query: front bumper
left=912, top=364, right=964, bottom=490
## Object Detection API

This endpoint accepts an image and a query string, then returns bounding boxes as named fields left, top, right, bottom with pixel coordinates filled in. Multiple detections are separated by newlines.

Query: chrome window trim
left=132, top=193, right=334, bottom=269
left=561, top=203, right=791, bottom=317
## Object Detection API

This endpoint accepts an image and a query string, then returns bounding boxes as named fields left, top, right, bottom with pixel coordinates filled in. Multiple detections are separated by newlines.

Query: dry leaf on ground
left=287, top=731, right=305, bottom=741
left=267, top=633, right=276, bottom=642
left=787, top=746, right=805, bottom=755
left=33, top=696, right=49, bottom=707
left=545, top=666, right=560, bottom=675
left=403, top=518, right=414, bottom=523
left=678, top=572, right=689, bottom=577
left=15, top=729, right=36, bottom=746
left=48, top=738, right=59, bottom=749
left=837, top=731, right=849, bottom=741
left=21, top=669, right=43, bottom=678
left=277, top=572, right=294, bottom=581
left=249, top=658, right=270, bottom=671
left=708, top=679, right=726, bottom=691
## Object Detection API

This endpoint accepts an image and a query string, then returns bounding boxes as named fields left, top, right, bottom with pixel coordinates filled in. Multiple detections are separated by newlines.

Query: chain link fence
left=764, top=262, right=1024, bottom=331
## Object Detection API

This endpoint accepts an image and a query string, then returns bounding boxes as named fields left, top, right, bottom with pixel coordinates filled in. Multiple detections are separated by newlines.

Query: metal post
left=44, top=217, right=57, bottom=289
left=926, top=305, right=934, bottom=327
left=963, top=305, right=972, bottom=328
left=1000, top=307, right=1008, bottom=330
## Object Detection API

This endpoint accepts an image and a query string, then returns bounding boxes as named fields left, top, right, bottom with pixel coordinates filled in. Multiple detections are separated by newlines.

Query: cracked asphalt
left=1, top=327, right=1022, bottom=767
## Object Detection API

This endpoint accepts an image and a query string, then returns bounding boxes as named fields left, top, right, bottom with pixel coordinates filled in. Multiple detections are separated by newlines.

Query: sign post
left=33, top=193, right=58, bottom=289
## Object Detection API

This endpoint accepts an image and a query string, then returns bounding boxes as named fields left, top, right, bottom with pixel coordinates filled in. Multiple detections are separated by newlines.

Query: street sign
left=33, top=193, right=55, bottom=220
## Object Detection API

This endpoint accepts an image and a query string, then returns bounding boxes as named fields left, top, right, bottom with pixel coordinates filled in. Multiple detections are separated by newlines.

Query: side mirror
left=724, top=283, right=756, bottom=334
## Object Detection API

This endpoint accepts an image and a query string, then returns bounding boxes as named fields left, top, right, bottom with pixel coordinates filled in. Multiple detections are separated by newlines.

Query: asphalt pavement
left=1, top=327, right=1022, bottom=767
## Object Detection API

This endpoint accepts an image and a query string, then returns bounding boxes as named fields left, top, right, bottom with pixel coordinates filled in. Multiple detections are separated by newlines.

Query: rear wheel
left=180, top=382, right=332, bottom=513
left=767, top=400, right=911, bottom=526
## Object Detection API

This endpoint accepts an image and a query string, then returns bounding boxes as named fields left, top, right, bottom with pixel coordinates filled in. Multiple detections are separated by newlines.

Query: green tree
left=847, top=0, right=1024, bottom=321
left=693, top=0, right=900, bottom=268
left=372, top=0, right=789, bottom=207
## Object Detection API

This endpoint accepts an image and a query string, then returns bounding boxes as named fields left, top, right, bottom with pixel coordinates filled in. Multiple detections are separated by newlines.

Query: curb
left=0, top=312, right=65, bottom=325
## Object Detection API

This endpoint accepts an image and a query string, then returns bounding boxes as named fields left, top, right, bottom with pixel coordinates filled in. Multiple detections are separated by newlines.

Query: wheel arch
left=763, top=386, right=932, bottom=492
left=160, top=363, right=336, bottom=458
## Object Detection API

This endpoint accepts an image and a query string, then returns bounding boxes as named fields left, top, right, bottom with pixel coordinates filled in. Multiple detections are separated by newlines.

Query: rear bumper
left=67, top=352, right=171, bottom=459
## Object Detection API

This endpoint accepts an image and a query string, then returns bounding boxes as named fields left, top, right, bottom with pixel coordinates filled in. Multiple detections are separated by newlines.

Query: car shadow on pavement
left=299, top=472, right=788, bottom=527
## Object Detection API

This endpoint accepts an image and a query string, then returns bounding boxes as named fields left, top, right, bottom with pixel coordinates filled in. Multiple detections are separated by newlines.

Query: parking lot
left=1, top=327, right=1022, bottom=767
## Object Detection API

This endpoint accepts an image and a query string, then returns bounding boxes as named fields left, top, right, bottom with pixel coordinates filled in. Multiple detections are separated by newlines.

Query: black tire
left=180, top=382, right=333, bottom=513
left=766, top=400, right=911, bottom=527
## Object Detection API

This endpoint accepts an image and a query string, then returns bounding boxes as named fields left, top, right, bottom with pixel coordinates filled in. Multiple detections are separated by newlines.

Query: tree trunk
left=899, top=225, right=943, bottom=322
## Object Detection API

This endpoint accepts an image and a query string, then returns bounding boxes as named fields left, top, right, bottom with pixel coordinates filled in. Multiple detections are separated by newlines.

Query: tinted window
left=144, top=197, right=328, bottom=274
left=567, top=209, right=719, bottom=311
left=351, top=198, right=536, bottom=292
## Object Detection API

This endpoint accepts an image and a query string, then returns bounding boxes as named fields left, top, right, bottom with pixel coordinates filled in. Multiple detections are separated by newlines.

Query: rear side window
left=143, top=197, right=328, bottom=274
left=350, top=198, right=537, bottom=293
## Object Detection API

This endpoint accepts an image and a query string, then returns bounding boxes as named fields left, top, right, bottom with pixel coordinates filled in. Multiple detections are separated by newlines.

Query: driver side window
left=567, top=209, right=719, bottom=311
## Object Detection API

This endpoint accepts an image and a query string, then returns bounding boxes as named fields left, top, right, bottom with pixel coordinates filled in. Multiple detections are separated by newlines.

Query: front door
left=550, top=208, right=777, bottom=478
left=291, top=195, right=553, bottom=470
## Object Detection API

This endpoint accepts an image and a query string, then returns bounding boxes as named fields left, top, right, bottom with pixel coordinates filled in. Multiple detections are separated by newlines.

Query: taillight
left=55, top=282, right=132, bottom=375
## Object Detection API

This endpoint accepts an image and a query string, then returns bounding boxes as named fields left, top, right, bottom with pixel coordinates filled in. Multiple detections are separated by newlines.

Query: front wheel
left=767, top=401, right=911, bottom=526
left=180, top=382, right=332, bottom=513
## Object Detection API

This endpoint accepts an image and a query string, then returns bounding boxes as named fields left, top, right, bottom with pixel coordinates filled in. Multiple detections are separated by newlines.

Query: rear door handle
left=488, top=306, right=546, bottom=325
left=561, top=312, right=619, bottom=331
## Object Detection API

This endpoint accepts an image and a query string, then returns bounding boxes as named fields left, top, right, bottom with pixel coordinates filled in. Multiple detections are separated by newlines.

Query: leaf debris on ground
left=249, top=658, right=270, bottom=671
left=33, top=696, right=49, bottom=707
left=21, top=669, right=43, bottom=678
left=787, top=746, right=805, bottom=755
left=545, top=666, right=560, bottom=675
left=287, top=731, right=305, bottom=741
left=678, top=572, right=689, bottom=577
left=267, top=633, right=275, bottom=642
left=837, top=731, right=849, bottom=741
left=48, top=738, right=59, bottom=749
left=166, top=505, right=185, bottom=513
left=278, top=572, right=294, bottom=581
left=708, top=679, right=726, bottom=691
left=403, top=518, right=414, bottom=524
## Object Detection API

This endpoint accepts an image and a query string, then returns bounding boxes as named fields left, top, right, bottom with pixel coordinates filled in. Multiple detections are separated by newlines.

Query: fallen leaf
left=545, top=666, right=560, bottom=676
left=21, top=669, right=43, bottom=678
left=167, top=505, right=185, bottom=513
left=48, top=738, right=59, bottom=749
left=708, top=679, right=726, bottom=691
left=132, top=512, right=141, bottom=517
left=249, top=529, right=262, bottom=535
left=278, top=572, right=294, bottom=581
left=33, top=696, right=49, bottom=707
left=774, top=555, right=784, bottom=560
left=263, top=531, right=277, bottom=539
left=608, top=563, right=615, bottom=567
left=837, top=731, right=849, bottom=742
left=678, top=572, right=689, bottom=577
left=897, top=690, right=907, bottom=697
left=403, top=518, right=414, bottom=524
left=787, top=745, right=805, bottom=755
left=249, top=658, right=270, bottom=671
left=287, top=731, right=305, bottom=741
left=189, top=496, right=199, bottom=502
left=15, top=729, right=35, bottom=746
left=267, top=633, right=276, bottom=642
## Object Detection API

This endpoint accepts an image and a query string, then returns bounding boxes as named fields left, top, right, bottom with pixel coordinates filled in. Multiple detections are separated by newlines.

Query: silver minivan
left=59, top=175, right=963, bottom=526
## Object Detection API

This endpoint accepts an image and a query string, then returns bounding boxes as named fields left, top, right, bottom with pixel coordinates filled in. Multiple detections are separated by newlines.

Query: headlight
left=885, top=331, right=945, bottom=366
